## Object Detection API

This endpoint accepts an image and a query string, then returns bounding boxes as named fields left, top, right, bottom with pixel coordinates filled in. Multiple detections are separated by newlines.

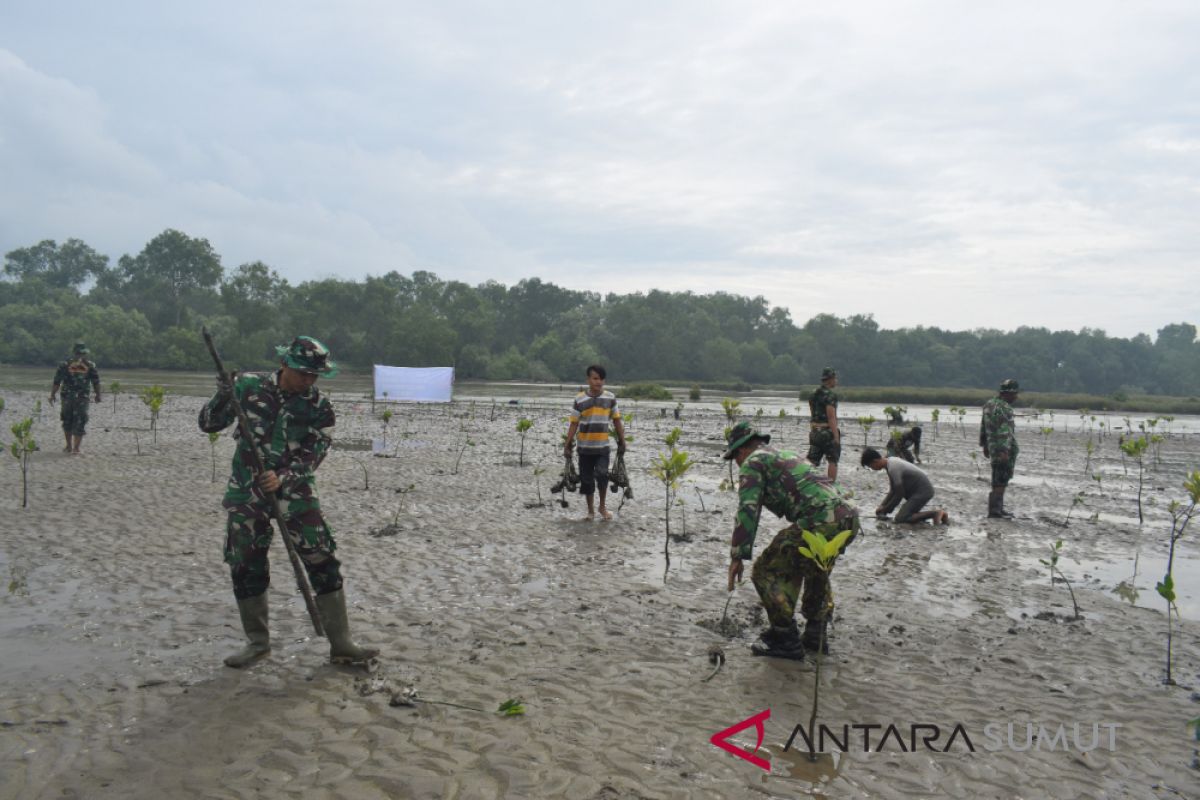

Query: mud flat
left=1, top=387, right=1198, bottom=799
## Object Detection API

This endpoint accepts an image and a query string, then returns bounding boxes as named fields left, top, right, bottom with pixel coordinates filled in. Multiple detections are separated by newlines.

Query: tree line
left=2, top=229, right=1198, bottom=398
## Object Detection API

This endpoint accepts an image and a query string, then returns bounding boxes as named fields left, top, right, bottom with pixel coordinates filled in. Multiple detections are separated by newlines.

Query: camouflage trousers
left=60, top=396, right=90, bottom=436
left=990, top=442, right=1019, bottom=487
left=751, top=517, right=859, bottom=629
left=806, top=427, right=841, bottom=466
left=223, top=493, right=343, bottom=600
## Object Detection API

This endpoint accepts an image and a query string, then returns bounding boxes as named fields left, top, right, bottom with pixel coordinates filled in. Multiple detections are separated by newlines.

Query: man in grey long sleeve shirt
left=861, top=447, right=948, bottom=525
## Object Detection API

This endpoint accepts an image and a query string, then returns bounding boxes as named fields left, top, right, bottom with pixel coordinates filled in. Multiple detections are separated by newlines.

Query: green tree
left=3, top=238, right=109, bottom=288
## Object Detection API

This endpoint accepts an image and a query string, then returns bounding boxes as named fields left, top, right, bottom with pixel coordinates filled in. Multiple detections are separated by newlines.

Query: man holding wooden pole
left=199, top=334, right=378, bottom=668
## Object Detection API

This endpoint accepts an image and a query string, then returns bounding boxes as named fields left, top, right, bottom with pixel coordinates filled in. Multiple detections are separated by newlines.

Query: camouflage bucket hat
left=821, top=366, right=837, bottom=380
left=999, top=378, right=1020, bottom=393
left=276, top=336, right=338, bottom=377
left=723, top=420, right=770, bottom=460
left=72, top=341, right=89, bottom=355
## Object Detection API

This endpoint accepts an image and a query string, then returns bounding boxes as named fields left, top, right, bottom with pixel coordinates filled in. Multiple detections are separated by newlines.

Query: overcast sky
left=2, top=2, right=1197, bottom=339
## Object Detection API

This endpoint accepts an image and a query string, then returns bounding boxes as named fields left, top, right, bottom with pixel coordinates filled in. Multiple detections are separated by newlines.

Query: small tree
left=720, top=398, right=740, bottom=425
left=515, top=418, right=533, bottom=466
left=109, top=381, right=122, bottom=414
left=1039, top=427, right=1054, bottom=461
left=1038, top=539, right=1081, bottom=620
left=1156, top=471, right=1200, bottom=685
left=1120, top=435, right=1150, bottom=525
left=1084, top=439, right=1095, bottom=475
left=8, top=417, right=37, bottom=508
left=651, top=427, right=696, bottom=572
left=689, top=384, right=702, bottom=401
left=140, top=385, right=166, bottom=444
left=381, top=408, right=393, bottom=448
left=208, top=431, right=220, bottom=482
left=856, top=415, right=875, bottom=447
left=1063, top=491, right=1086, bottom=526
left=930, top=408, right=940, bottom=435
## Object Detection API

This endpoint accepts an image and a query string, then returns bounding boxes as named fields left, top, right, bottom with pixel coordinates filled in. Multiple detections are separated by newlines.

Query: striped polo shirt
left=571, top=390, right=621, bottom=454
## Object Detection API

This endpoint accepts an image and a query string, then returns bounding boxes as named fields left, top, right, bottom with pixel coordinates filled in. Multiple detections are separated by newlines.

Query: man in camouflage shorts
left=724, top=421, right=861, bottom=660
left=50, top=341, right=101, bottom=455
left=200, top=336, right=379, bottom=668
left=806, top=366, right=842, bottom=481
left=979, top=378, right=1021, bottom=519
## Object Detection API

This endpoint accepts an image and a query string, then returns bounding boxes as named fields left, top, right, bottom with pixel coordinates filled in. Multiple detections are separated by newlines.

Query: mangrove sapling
left=140, top=385, right=165, bottom=444
left=955, top=406, right=967, bottom=436
left=515, top=418, right=533, bottom=467
left=1062, top=492, right=1086, bottom=526
left=33, top=400, right=42, bottom=423
left=651, top=427, right=696, bottom=573
left=694, top=486, right=707, bottom=512
left=1120, top=435, right=1150, bottom=525
left=452, top=438, right=475, bottom=475
left=720, top=398, right=740, bottom=426
left=381, top=409, right=393, bottom=448
left=883, top=405, right=906, bottom=425
left=970, top=451, right=981, bottom=480
left=792, top=528, right=855, bottom=761
left=1040, top=427, right=1054, bottom=461
left=533, top=464, right=547, bottom=506
left=1151, top=434, right=1165, bottom=469
left=1084, top=440, right=1095, bottom=476
left=930, top=408, right=940, bottom=435
left=856, top=415, right=875, bottom=447
left=1038, top=540, right=1082, bottom=620
left=109, top=381, right=121, bottom=414
left=689, top=384, right=702, bottom=401
left=1156, top=470, right=1200, bottom=685
left=7, top=417, right=37, bottom=508
left=208, top=431, right=220, bottom=482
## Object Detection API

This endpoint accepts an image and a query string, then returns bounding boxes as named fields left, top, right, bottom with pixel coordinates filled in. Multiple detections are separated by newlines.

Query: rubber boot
left=802, top=618, right=830, bottom=655
left=751, top=622, right=805, bottom=660
left=988, top=489, right=1014, bottom=519
left=225, top=593, right=271, bottom=668
left=316, top=589, right=380, bottom=665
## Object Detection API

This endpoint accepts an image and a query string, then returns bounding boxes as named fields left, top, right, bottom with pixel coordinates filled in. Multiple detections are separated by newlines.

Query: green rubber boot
left=225, top=593, right=271, bottom=668
left=316, top=589, right=380, bottom=665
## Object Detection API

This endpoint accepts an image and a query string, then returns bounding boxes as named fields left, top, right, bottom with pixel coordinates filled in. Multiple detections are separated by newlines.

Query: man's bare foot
left=582, top=512, right=595, bottom=521
left=71, top=449, right=81, bottom=455
left=599, top=509, right=613, bottom=521
left=935, top=510, right=949, bottom=525
left=63, top=445, right=72, bottom=453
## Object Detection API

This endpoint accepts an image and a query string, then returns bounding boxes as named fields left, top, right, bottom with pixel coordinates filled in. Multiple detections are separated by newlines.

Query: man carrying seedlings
left=563, top=364, right=627, bottom=521
left=49, top=341, right=101, bottom=455
left=861, top=447, right=948, bottom=525
left=806, top=366, right=841, bottom=482
left=886, top=425, right=923, bottom=463
left=724, top=421, right=861, bottom=660
left=980, top=378, right=1021, bottom=519
left=199, top=336, right=379, bottom=668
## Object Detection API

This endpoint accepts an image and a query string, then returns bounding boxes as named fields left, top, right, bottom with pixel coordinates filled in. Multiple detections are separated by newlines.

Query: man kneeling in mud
left=861, top=447, right=949, bottom=525
left=724, top=422, right=861, bottom=660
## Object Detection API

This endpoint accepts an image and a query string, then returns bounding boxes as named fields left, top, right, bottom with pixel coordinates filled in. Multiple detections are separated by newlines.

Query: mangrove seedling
left=109, top=381, right=121, bottom=414
left=720, top=398, right=740, bottom=426
left=1039, top=426, right=1054, bottom=461
left=497, top=698, right=526, bottom=717
left=1156, top=470, right=1200, bottom=685
left=954, top=406, right=967, bottom=434
left=651, top=427, right=696, bottom=573
left=1120, top=435, right=1150, bottom=525
left=33, top=399, right=42, bottom=422
left=140, top=385, right=166, bottom=443
left=208, top=431, right=220, bottom=482
left=969, top=451, right=981, bottom=480
left=793, top=527, right=855, bottom=760
left=883, top=405, right=906, bottom=425
left=1038, top=539, right=1081, bottom=620
left=515, top=417, right=533, bottom=467
left=930, top=408, right=940, bottom=434
left=452, top=438, right=475, bottom=475
left=1063, top=491, right=1086, bottom=526
left=8, top=417, right=37, bottom=508
left=1084, top=440, right=1094, bottom=476
left=856, top=415, right=875, bottom=447
left=533, top=464, right=547, bottom=506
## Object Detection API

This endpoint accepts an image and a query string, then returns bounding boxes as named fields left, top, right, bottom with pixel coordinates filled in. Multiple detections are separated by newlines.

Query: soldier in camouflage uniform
left=886, top=426, right=922, bottom=463
left=50, top=341, right=101, bottom=455
left=724, top=421, right=861, bottom=660
left=979, top=378, right=1020, bottom=519
left=806, top=366, right=842, bottom=481
left=199, top=336, right=379, bottom=668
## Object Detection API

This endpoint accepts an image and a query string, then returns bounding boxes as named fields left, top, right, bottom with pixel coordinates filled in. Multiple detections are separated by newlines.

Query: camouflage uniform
left=980, top=395, right=1018, bottom=486
left=53, top=354, right=100, bottom=436
left=199, top=370, right=342, bottom=600
left=806, top=384, right=840, bottom=465
left=731, top=446, right=860, bottom=630
left=886, top=426, right=922, bottom=463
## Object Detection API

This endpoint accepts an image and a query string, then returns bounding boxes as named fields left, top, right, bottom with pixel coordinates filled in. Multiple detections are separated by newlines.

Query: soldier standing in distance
left=980, top=378, right=1021, bottom=519
left=806, top=366, right=841, bottom=481
left=724, top=421, right=861, bottom=660
left=199, top=336, right=379, bottom=668
left=50, top=341, right=101, bottom=455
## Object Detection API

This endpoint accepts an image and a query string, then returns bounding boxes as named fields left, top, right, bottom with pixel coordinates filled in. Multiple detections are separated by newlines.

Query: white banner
left=373, top=365, right=454, bottom=403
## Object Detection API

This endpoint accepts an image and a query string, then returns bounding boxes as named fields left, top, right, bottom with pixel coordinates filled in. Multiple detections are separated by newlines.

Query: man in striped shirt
left=563, top=364, right=627, bottom=521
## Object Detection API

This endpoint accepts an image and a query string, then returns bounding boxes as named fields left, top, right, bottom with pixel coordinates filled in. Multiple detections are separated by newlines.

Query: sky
left=1, top=1, right=1198, bottom=340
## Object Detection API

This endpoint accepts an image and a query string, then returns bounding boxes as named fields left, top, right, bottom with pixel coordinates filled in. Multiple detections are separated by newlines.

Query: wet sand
left=1, top=388, right=1199, bottom=799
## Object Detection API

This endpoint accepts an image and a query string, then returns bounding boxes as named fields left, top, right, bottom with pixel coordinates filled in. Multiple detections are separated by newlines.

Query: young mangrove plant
left=1084, top=439, right=1095, bottom=476
left=1039, top=426, right=1054, bottom=461
left=1063, top=491, right=1086, bottom=526
left=1156, top=470, right=1200, bottom=685
left=452, top=438, right=475, bottom=475
left=1120, top=435, right=1150, bottom=525
left=1038, top=539, right=1082, bottom=620
left=930, top=408, right=940, bottom=435
left=721, top=398, right=740, bottom=426
left=651, top=427, right=696, bottom=574
left=109, top=381, right=121, bottom=414
left=208, top=431, right=220, bottom=482
left=883, top=405, right=906, bottom=425
left=792, top=527, right=855, bottom=761
left=8, top=417, right=37, bottom=508
left=515, top=417, right=533, bottom=467
left=140, top=385, right=166, bottom=444
left=856, top=415, right=875, bottom=447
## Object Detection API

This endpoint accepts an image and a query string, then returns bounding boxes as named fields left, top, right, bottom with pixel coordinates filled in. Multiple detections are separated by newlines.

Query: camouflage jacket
left=53, top=358, right=100, bottom=400
left=808, top=385, right=838, bottom=424
left=979, top=396, right=1016, bottom=455
left=731, top=447, right=858, bottom=560
left=198, top=371, right=334, bottom=506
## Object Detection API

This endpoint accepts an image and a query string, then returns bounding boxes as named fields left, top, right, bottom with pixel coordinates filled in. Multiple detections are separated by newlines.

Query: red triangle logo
left=710, top=708, right=772, bottom=771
